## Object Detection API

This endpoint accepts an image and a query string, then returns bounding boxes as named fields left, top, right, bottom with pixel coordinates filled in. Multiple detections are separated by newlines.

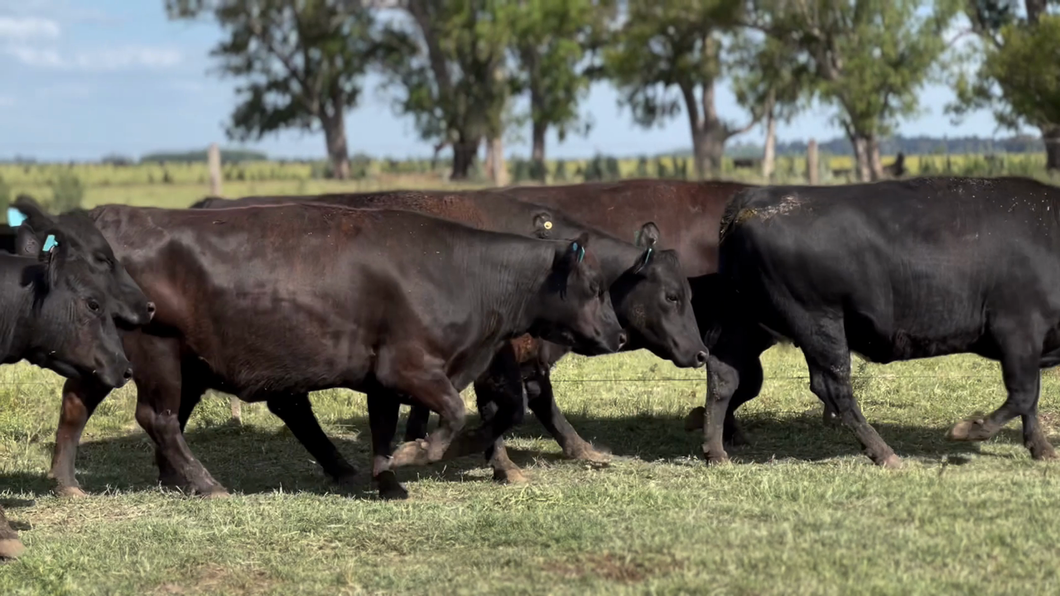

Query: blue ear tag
left=578, top=246, right=585, bottom=263
left=7, top=207, right=26, bottom=228
left=643, top=247, right=653, bottom=264
left=43, top=234, right=58, bottom=253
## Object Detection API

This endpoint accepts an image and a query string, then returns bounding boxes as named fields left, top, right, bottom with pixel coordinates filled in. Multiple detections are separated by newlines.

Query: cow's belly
left=188, top=292, right=378, bottom=397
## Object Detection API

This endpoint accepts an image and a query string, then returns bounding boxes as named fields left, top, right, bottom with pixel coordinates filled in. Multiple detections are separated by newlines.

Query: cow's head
left=531, top=234, right=626, bottom=356
left=608, top=223, right=708, bottom=368
left=18, top=228, right=133, bottom=389
left=9, top=195, right=155, bottom=328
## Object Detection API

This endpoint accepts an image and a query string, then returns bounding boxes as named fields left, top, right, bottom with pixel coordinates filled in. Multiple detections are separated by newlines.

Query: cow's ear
left=29, top=228, right=66, bottom=292
left=533, top=212, right=554, bottom=238
left=13, top=194, right=56, bottom=224
left=15, top=225, right=42, bottom=257
left=634, top=222, right=660, bottom=249
left=568, top=233, right=590, bottom=266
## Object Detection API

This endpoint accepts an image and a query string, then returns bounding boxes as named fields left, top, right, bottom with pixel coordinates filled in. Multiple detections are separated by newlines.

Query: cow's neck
left=589, top=234, right=644, bottom=286
left=475, top=240, right=557, bottom=340
left=0, top=260, right=37, bottom=360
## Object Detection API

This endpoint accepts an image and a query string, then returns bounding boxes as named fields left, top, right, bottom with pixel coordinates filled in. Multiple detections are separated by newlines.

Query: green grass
left=2, top=345, right=1060, bottom=595
left=3, top=174, right=1060, bottom=593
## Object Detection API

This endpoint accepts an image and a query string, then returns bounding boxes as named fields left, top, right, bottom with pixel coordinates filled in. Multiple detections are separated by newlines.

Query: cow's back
left=501, top=179, right=753, bottom=277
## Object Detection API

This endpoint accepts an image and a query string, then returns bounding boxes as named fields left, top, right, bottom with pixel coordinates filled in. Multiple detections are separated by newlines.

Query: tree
left=378, top=0, right=515, bottom=180
left=749, top=0, right=960, bottom=181
left=730, top=32, right=812, bottom=181
left=510, top=0, right=613, bottom=180
left=605, top=0, right=758, bottom=178
left=952, top=0, right=1060, bottom=171
left=165, top=0, right=378, bottom=179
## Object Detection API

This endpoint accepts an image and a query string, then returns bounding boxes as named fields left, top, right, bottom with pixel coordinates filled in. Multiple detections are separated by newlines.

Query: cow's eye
left=87, top=298, right=101, bottom=313
left=666, top=293, right=679, bottom=303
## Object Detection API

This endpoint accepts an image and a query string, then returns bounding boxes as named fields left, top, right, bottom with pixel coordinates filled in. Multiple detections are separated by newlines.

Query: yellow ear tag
left=543, top=221, right=553, bottom=230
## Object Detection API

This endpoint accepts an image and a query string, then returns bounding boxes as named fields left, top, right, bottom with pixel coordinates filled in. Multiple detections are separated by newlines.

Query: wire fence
left=0, top=372, right=1012, bottom=387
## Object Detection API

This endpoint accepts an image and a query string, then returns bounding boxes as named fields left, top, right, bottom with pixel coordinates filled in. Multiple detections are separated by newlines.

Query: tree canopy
left=165, top=0, right=379, bottom=179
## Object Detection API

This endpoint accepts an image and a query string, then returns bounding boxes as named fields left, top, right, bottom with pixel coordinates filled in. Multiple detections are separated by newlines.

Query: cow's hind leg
left=367, top=391, right=408, bottom=500
left=265, top=392, right=358, bottom=486
left=473, top=350, right=529, bottom=483
left=0, top=507, right=24, bottom=559
left=802, top=321, right=901, bottom=468
left=49, top=378, right=111, bottom=497
left=387, top=354, right=467, bottom=467
left=949, top=338, right=1054, bottom=459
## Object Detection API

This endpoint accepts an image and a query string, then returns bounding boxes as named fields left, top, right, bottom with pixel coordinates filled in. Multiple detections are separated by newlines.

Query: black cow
left=3, top=195, right=156, bottom=328
left=190, top=190, right=707, bottom=481
left=47, top=203, right=623, bottom=500
left=705, top=177, right=1060, bottom=466
left=0, top=221, right=135, bottom=559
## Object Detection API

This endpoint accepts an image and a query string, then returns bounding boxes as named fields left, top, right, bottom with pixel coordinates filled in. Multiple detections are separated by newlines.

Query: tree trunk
left=867, top=136, right=883, bottom=181
left=322, top=111, right=350, bottom=180
left=807, top=139, right=819, bottom=185
left=1044, top=126, right=1060, bottom=171
left=850, top=133, right=872, bottom=182
left=531, top=119, right=547, bottom=182
left=490, top=136, right=508, bottom=186
left=483, top=137, right=495, bottom=181
left=762, top=110, right=777, bottom=181
left=450, top=138, right=478, bottom=180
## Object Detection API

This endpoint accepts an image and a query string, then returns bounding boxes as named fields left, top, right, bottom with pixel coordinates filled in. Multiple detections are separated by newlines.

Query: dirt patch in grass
left=541, top=552, right=684, bottom=584
left=151, top=563, right=278, bottom=596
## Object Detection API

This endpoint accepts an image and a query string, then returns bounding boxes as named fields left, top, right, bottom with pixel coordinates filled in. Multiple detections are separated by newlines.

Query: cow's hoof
left=724, top=426, right=751, bottom=448
left=376, top=472, right=408, bottom=500
left=0, top=538, right=24, bottom=560
left=569, top=446, right=611, bottom=467
left=822, top=410, right=842, bottom=427
left=684, top=407, right=705, bottom=432
left=948, top=419, right=989, bottom=442
left=332, top=472, right=358, bottom=489
left=55, top=485, right=88, bottom=499
left=391, top=440, right=430, bottom=467
left=201, top=487, right=230, bottom=499
left=705, top=453, right=730, bottom=466
left=493, top=468, right=529, bottom=485
left=880, top=454, right=903, bottom=469
left=1030, top=445, right=1059, bottom=461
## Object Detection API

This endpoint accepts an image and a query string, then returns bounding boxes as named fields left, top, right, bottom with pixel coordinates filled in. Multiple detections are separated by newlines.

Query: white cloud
left=7, top=46, right=64, bottom=67
left=6, top=45, right=182, bottom=71
left=0, top=16, right=61, bottom=40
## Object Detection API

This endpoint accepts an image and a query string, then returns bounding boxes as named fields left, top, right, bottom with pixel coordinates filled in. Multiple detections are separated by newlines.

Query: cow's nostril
left=146, top=302, right=157, bottom=315
left=695, top=351, right=708, bottom=365
left=617, top=332, right=628, bottom=348
left=122, top=367, right=134, bottom=380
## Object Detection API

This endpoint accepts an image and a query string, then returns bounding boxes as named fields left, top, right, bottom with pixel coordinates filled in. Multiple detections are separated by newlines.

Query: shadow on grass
left=0, top=410, right=1040, bottom=500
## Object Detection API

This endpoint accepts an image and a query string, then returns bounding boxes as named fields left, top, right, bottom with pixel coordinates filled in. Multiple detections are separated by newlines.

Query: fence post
left=807, top=139, right=819, bottom=185
left=208, top=142, right=242, bottom=424
left=208, top=143, right=223, bottom=197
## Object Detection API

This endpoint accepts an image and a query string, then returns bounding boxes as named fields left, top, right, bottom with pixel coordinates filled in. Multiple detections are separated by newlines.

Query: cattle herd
left=1, top=174, right=1058, bottom=560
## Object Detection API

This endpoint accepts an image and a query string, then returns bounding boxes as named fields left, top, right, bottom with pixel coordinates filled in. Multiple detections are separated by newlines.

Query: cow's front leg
left=524, top=367, right=610, bottom=466
left=129, top=334, right=228, bottom=496
left=49, top=377, right=110, bottom=497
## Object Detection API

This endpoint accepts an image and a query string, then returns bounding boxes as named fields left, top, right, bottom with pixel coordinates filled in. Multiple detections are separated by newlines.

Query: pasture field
left=3, top=345, right=1060, bottom=594
left=2, top=175, right=1060, bottom=594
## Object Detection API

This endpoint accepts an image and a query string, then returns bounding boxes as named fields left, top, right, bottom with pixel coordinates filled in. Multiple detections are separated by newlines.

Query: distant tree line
left=110, top=1, right=1060, bottom=181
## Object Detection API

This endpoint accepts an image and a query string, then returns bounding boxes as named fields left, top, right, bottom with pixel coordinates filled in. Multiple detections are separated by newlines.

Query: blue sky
left=1, top=0, right=1004, bottom=162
